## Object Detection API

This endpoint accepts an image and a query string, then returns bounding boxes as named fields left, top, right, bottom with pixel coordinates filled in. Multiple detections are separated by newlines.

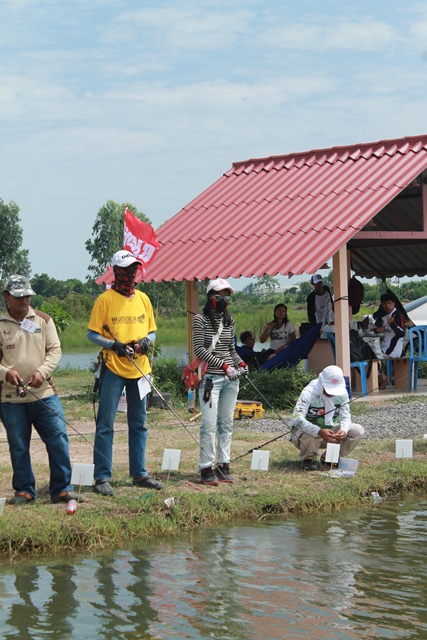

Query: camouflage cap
left=4, top=275, right=36, bottom=297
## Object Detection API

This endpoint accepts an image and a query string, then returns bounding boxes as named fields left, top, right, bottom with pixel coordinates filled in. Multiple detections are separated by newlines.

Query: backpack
left=349, top=329, right=375, bottom=378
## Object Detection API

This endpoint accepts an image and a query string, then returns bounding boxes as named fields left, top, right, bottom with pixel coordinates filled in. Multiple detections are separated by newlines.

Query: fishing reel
left=16, top=382, right=27, bottom=398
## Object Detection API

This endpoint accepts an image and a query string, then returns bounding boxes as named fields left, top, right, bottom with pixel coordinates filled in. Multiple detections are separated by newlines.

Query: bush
left=152, top=357, right=186, bottom=399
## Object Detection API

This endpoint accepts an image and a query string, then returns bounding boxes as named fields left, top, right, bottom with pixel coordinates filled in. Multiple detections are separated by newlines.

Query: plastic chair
left=326, top=331, right=368, bottom=397
left=408, top=326, right=427, bottom=391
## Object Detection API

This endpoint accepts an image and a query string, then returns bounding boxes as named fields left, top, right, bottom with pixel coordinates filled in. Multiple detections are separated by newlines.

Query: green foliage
left=152, top=357, right=186, bottom=399
left=0, top=198, right=31, bottom=283
left=40, top=301, right=72, bottom=334
left=140, top=280, right=187, bottom=317
left=85, top=200, right=151, bottom=279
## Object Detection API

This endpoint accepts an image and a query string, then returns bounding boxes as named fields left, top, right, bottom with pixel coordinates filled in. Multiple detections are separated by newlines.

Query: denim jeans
left=95, top=367, right=148, bottom=482
left=1, top=395, right=72, bottom=498
left=198, top=374, right=239, bottom=470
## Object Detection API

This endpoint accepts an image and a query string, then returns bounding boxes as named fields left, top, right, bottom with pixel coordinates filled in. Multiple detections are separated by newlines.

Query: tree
left=85, top=200, right=151, bottom=279
left=0, top=199, right=31, bottom=284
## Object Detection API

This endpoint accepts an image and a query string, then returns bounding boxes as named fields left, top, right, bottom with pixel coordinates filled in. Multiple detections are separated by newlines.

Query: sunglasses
left=212, top=294, right=231, bottom=302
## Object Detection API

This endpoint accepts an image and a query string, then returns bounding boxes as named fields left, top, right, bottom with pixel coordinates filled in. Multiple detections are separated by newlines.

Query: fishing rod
left=15, top=382, right=114, bottom=464
left=102, top=324, right=245, bottom=485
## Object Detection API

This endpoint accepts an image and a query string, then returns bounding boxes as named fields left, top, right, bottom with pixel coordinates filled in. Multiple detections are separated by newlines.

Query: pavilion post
left=333, top=246, right=351, bottom=377
left=185, top=279, right=200, bottom=361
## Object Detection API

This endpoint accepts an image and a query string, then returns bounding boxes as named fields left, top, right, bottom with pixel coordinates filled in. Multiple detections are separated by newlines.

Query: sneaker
left=301, top=457, right=319, bottom=471
left=8, top=491, right=35, bottom=505
left=200, top=467, right=219, bottom=486
left=51, top=490, right=85, bottom=504
left=132, top=476, right=163, bottom=490
left=214, top=463, right=234, bottom=483
left=93, top=480, right=114, bottom=496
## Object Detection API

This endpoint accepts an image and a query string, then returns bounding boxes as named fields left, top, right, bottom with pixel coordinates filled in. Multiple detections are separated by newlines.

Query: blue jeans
left=1, top=395, right=72, bottom=499
left=198, top=374, right=239, bottom=470
left=95, top=368, right=148, bottom=482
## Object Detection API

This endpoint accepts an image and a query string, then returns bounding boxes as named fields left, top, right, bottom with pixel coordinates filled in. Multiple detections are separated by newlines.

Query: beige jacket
left=0, top=307, right=61, bottom=403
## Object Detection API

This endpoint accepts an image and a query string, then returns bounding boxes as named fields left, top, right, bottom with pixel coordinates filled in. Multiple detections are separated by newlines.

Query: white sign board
left=325, top=443, right=340, bottom=463
left=161, top=449, right=181, bottom=471
left=71, top=463, right=95, bottom=486
left=251, top=450, right=270, bottom=471
left=396, top=439, right=413, bottom=459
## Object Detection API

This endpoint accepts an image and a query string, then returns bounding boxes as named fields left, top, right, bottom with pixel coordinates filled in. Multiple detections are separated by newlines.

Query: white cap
left=206, top=278, right=235, bottom=295
left=111, top=250, right=142, bottom=268
left=319, top=365, right=347, bottom=396
left=311, top=274, right=323, bottom=285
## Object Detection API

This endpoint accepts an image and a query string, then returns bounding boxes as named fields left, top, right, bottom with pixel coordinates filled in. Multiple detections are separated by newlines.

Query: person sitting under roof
left=236, top=331, right=273, bottom=369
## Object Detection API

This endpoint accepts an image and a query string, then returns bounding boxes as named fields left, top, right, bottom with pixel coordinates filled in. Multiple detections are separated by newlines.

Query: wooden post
left=332, top=246, right=351, bottom=378
left=186, top=279, right=200, bottom=361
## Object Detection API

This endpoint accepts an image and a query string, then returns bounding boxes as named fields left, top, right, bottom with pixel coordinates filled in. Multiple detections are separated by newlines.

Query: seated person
left=374, top=293, right=406, bottom=358
left=290, top=365, right=364, bottom=470
left=259, top=304, right=296, bottom=353
left=236, top=331, right=272, bottom=368
left=306, top=274, right=334, bottom=325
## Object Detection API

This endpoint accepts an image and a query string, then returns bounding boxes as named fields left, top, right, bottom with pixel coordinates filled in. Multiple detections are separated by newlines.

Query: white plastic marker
left=251, top=450, right=270, bottom=471
left=325, top=443, right=340, bottom=464
left=0, top=498, right=5, bottom=516
left=396, top=439, right=413, bottom=459
left=161, top=449, right=181, bottom=471
left=71, top=463, right=95, bottom=486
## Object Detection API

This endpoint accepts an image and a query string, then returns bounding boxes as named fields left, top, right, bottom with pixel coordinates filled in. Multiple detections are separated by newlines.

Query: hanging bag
left=181, top=320, right=224, bottom=389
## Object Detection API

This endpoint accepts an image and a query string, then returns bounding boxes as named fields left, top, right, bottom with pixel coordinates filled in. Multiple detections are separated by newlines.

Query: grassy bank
left=1, top=367, right=427, bottom=557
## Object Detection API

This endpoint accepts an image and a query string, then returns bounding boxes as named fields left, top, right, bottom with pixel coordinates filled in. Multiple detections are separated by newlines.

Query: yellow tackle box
left=234, top=400, right=265, bottom=420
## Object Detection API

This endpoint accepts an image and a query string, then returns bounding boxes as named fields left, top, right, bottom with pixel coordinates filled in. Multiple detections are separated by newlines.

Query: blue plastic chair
left=326, top=331, right=368, bottom=397
left=408, top=326, right=427, bottom=391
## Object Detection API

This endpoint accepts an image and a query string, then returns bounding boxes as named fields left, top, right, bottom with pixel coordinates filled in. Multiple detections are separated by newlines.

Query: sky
left=1, top=0, right=427, bottom=290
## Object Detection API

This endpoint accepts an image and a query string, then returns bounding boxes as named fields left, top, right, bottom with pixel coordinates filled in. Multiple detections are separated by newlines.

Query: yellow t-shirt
left=88, top=289, right=157, bottom=378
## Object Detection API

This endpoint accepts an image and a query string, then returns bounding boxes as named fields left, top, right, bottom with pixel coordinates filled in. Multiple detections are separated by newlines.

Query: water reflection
left=1, top=498, right=427, bottom=638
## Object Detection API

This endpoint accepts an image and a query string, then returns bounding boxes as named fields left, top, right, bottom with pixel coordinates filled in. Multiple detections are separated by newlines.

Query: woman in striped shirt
left=193, top=279, right=247, bottom=485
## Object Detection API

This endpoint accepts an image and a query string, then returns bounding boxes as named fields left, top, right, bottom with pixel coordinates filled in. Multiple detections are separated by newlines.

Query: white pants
left=198, top=374, right=239, bottom=470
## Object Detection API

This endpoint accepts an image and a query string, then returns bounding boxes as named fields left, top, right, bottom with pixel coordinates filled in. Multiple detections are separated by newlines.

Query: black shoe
left=214, top=463, right=234, bottom=483
left=301, top=457, right=319, bottom=471
left=51, top=490, right=85, bottom=503
left=133, top=476, right=163, bottom=490
left=200, top=467, right=219, bottom=486
left=93, top=480, right=114, bottom=496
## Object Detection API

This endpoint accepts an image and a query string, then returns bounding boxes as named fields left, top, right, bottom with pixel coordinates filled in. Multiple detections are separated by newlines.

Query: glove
left=224, top=365, right=239, bottom=380
left=111, top=341, right=131, bottom=358
left=238, top=362, right=249, bottom=374
left=138, top=337, right=152, bottom=355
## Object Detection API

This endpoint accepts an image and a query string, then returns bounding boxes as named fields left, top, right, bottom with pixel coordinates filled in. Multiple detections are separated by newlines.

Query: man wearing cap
left=87, top=250, right=163, bottom=496
left=0, top=275, right=79, bottom=504
left=290, top=365, right=364, bottom=470
left=306, top=274, right=334, bottom=325
left=193, top=278, right=247, bottom=485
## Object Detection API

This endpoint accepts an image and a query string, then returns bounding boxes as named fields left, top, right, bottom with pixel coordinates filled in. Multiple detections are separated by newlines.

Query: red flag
left=123, top=207, right=159, bottom=267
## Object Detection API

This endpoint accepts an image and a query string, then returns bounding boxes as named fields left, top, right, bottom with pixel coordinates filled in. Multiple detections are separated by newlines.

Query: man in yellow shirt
left=87, top=250, right=162, bottom=496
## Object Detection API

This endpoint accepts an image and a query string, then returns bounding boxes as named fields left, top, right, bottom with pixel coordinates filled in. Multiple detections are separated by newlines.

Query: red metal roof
left=146, top=135, right=427, bottom=282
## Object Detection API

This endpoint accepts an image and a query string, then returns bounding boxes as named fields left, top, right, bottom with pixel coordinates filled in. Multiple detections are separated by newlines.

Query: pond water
left=1, top=496, right=427, bottom=639
left=59, top=346, right=188, bottom=370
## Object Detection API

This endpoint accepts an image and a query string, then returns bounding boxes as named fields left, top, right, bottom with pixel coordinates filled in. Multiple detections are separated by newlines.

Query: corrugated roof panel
left=147, top=135, right=427, bottom=282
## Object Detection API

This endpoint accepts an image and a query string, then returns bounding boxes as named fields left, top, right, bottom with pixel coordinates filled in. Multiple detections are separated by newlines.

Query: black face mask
left=212, top=297, right=228, bottom=313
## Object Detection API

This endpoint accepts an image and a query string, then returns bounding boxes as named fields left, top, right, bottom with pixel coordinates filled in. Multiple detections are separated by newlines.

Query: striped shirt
left=193, top=312, right=243, bottom=375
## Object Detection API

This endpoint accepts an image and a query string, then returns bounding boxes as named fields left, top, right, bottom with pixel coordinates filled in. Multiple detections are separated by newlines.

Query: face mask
left=211, top=297, right=228, bottom=313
